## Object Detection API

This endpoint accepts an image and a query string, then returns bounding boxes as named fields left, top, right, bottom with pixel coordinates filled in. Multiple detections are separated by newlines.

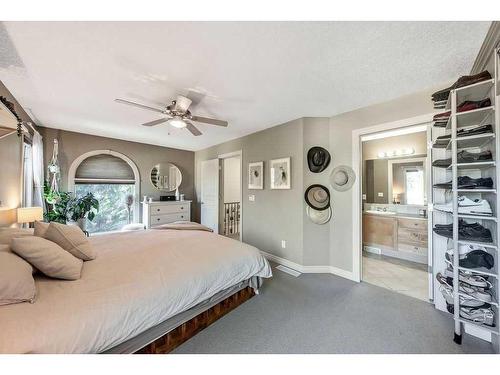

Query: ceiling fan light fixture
left=168, top=117, right=187, bottom=128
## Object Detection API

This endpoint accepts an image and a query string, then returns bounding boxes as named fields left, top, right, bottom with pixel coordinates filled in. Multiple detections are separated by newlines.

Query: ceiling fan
left=114, top=95, right=228, bottom=136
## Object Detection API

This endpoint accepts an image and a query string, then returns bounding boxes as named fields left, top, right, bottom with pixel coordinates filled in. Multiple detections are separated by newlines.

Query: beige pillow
left=0, top=227, right=33, bottom=245
left=0, top=244, right=10, bottom=253
left=0, top=252, right=37, bottom=305
left=34, top=221, right=49, bottom=237
left=11, top=237, right=83, bottom=280
left=44, top=222, right=96, bottom=261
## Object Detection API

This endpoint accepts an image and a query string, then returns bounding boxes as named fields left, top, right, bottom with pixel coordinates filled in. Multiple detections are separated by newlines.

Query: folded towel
left=152, top=221, right=214, bottom=232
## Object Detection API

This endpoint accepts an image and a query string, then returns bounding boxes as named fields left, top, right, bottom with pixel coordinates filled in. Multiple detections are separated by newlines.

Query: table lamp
left=17, top=207, right=43, bottom=227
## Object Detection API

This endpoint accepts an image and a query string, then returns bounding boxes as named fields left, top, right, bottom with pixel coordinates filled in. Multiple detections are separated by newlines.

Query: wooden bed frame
left=135, top=286, right=255, bottom=354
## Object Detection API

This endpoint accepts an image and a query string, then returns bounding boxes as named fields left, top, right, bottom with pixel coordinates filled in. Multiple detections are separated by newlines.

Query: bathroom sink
left=365, top=210, right=396, bottom=215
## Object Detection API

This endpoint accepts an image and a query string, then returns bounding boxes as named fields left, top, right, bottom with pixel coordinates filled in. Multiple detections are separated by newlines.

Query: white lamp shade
left=17, top=207, right=43, bottom=223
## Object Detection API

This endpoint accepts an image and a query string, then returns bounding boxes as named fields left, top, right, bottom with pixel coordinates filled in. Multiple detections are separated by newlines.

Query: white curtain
left=31, top=131, right=44, bottom=210
left=22, top=143, right=33, bottom=208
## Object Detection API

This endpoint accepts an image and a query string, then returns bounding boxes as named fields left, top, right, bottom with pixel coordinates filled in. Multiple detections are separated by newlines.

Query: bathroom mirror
left=150, top=163, right=182, bottom=191
left=389, top=158, right=427, bottom=205
left=363, top=157, right=427, bottom=206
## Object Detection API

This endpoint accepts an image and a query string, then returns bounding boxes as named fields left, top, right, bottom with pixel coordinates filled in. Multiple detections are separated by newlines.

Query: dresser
left=142, top=201, right=191, bottom=229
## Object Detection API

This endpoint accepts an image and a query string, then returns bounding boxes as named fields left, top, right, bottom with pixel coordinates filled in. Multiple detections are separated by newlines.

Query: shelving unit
left=430, top=48, right=500, bottom=349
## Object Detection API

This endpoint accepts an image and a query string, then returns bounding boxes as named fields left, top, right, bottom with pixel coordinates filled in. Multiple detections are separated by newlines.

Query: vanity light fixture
left=377, top=148, right=415, bottom=159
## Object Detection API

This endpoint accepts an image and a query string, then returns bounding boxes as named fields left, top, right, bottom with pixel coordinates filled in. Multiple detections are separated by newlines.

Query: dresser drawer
left=150, top=204, right=189, bottom=215
left=398, top=243, right=427, bottom=256
left=151, top=213, right=189, bottom=226
left=397, top=227, right=428, bottom=247
left=397, top=218, right=427, bottom=231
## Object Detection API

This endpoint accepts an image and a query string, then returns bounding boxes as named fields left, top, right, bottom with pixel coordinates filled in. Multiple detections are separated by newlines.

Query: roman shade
left=75, top=154, right=135, bottom=184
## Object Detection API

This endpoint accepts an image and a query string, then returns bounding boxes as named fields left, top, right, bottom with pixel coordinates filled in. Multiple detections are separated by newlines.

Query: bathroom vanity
left=362, top=210, right=428, bottom=264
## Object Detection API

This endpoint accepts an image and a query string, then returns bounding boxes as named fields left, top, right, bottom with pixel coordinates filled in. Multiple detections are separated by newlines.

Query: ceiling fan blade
left=141, top=118, right=169, bottom=127
left=115, top=99, right=164, bottom=113
left=191, top=115, right=228, bottom=127
left=185, top=122, right=202, bottom=136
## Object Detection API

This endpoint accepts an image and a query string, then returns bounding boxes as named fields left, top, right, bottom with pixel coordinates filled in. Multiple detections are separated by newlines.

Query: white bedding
left=0, top=229, right=272, bottom=353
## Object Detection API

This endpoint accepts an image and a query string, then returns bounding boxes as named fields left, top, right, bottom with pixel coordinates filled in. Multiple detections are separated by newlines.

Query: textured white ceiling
left=0, top=22, right=490, bottom=151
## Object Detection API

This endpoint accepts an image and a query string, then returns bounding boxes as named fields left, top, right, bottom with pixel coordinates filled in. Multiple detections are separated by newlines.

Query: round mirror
left=150, top=163, right=182, bottom=191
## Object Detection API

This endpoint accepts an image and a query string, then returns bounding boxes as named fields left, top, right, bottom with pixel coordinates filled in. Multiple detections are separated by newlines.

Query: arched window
left=68, top=150, right=140, bottom=234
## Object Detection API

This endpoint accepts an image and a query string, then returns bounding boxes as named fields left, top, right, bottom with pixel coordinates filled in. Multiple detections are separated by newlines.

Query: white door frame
left=351, top=114, right=434, bottom=283
left=218, top=150, right=243, bottom=241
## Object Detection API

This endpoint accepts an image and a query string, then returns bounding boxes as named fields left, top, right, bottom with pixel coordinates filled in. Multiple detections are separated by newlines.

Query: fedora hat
left=307, top=147, right=331, bottom=173
left=306, top=206, right=332, bottom=225
left=330, top=165, right=356, bottom=192
left=304, top=184, right=330, bottom=211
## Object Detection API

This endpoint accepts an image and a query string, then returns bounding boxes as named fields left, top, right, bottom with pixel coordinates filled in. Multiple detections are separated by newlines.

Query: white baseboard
left=261, top=251, right=357, bottom=282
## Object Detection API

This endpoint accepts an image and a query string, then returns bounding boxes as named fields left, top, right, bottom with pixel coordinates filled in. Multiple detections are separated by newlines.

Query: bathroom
left=361, top=126, right=430, bottom=301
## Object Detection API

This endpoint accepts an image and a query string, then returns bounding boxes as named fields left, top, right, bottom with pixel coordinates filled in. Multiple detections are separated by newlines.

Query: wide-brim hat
left=304, top=184, right=330, bottom=211
left=306, top=206, right=332, bottom=225
left=307, top=147, right=331, bottom=173
left=330, top=165, right=356, bottom=192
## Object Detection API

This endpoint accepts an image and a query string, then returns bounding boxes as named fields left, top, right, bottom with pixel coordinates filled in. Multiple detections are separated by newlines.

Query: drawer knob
left=181, top=207, right=184, bottom=210
left=157, top=208, right=160, bottom=212
left=157, top=218, right=160, bottom=221
left=181, top=216, right=184, bottom=218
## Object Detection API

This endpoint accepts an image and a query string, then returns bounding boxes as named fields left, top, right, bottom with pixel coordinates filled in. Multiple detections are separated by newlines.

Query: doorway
left=200, top=151, right=242, bottom=240
left=219, top=152, right=242, bottom=240
left=358, top=123, right=432, bottom=302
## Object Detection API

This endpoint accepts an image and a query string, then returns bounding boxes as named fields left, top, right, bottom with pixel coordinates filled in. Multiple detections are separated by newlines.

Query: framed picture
left=270, top=157, right=291, bottom=189
left=248, top=161, right=264, bottom=189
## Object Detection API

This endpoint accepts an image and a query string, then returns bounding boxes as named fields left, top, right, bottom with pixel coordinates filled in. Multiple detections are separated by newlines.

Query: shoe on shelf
left=445, top=249, right=495, bottom=269
left=433, top=120, right=449, bottom=128
left=432, top=151, right=492, bottom=167
left=459, top=306, right=495, bottom=327
left=457, top=150, right=493, bottom=163
left=433, top=220, right=492, bottom=243
left=444, top=267, right=493, bottom=289
left=457, top=98, right=491, bottom=113
left=434, top=196, right=493, bottom=216
left=437, top=272, right=493, bottom=304
left=457, top=124, right=493, bottom=138
left=433, top=111, right=451, bottom=121
left=433, top=176, right=494, bottom=190
left=440, top=284, right=491, bottom=308
left=432, top=158, right=452, bottom=168
left=431, top=70, right=492, bottom=102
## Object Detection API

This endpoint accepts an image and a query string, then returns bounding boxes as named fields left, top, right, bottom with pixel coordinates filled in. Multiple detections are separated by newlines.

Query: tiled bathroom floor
left=362, top=253, right=429, bottom=302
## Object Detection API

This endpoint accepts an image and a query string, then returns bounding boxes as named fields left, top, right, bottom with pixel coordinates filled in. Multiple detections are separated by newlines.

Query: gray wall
left=195, top=84, right=442, bottom=272
left=38, top=128, right=195, bottom=221
left=0, top=81, right=35, bottom=226
left=195, top=119, right=305, bottom=264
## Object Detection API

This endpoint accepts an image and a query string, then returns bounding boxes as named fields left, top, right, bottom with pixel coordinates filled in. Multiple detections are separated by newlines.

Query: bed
left=0, top=228, right=272, bottom=354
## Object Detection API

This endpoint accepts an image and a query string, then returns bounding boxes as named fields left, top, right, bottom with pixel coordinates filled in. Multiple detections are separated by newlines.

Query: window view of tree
left=75, top=184, right=134, bottom=233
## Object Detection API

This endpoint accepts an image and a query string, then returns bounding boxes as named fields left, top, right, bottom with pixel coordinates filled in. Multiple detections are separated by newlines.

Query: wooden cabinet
left=363, top=213, right=428, bottom=262
left=363, top=214, right=397, bottom=248
left=142, top=201, right=191, bottom=229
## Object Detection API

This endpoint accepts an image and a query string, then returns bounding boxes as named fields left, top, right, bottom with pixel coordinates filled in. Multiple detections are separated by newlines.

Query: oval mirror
left=150, top=163, right=182, bottom=191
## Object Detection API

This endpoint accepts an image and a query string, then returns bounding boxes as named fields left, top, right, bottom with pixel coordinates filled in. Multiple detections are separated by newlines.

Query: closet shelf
left=454, top=133, right=495, bottom=149
left=458, top=266, right=498, bottom=279
left=455, top=189, right=496, bottom=194
left=457, top=318, right=499, bottom=335
left=457, top=214, right=497, bottom=222
left=448, top=106, right=495, bottom=130
left=458, top=240, right=498, bottom=250
left=455, top=79, right=495, bottom=102
left=455, top=161, right=496, bottom=170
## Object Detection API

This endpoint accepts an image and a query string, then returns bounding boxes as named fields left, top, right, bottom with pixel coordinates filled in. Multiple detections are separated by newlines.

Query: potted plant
left=43, top=182, right=72, bottom=224
left=68, top=193, right=99, bottom=231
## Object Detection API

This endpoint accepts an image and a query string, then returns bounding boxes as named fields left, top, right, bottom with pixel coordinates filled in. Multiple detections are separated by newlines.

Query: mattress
left=0, top=229, right=272, bottom=353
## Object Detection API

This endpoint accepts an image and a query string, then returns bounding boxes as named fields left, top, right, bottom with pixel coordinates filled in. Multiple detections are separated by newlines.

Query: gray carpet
left=172, top=264, right=495, bottom=354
